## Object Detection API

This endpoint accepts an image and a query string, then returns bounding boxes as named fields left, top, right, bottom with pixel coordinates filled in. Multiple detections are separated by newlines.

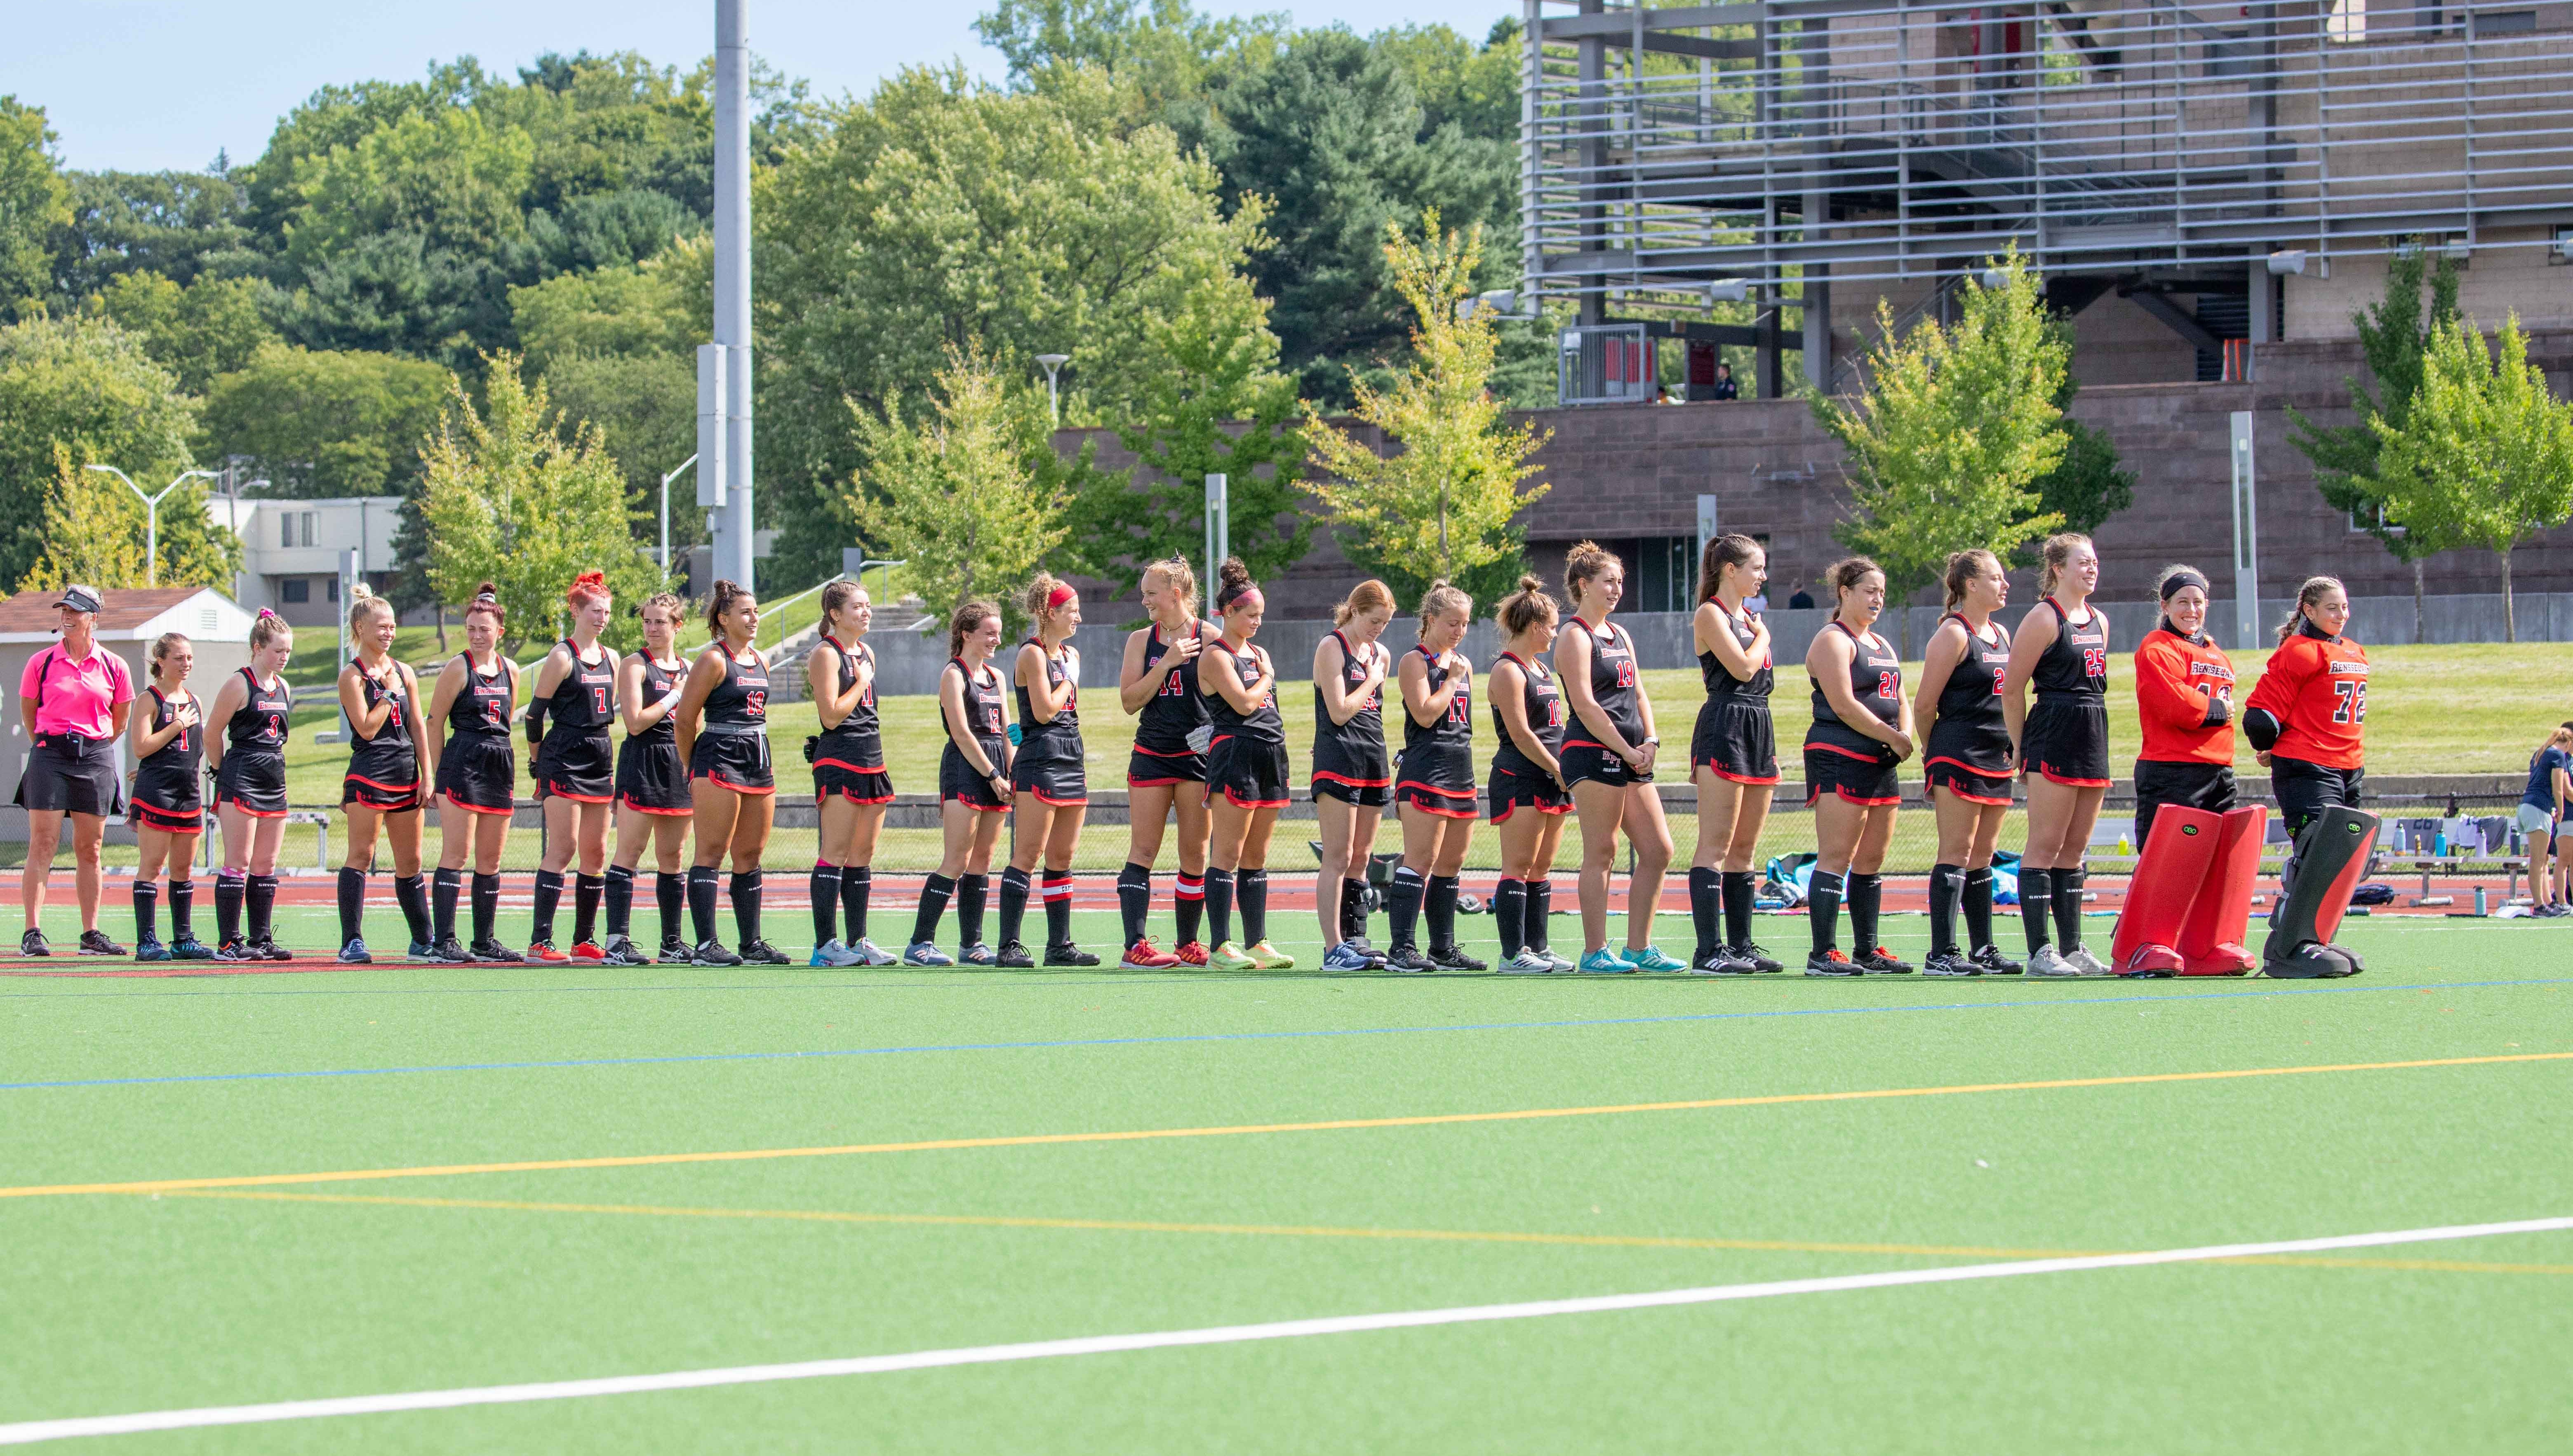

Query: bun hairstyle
left=148, top=632, right=189, bottom=683
left=703, top=578, right=754, bottom=638
left=564, top=570, right=610, bottom=611
left=820, top=579, right=866, bottom=625
left=1023, top=571, right=1077, bottom=625
left=250, top=606, right=293, bottom=651
left=1697, top=533, right=1764, bottom=605
left=636, top=589, right=684, bottom=627
left=346, top=580, right=395, bottom=632
left=463, top=581, right=506, bottom=630
left=1416, top=580, right=1472, bottom=634
left=1214, top=557, right=1259, bottom=613
left=1825, top=556, right=1883, bottom=603
left=1942, top=549, right=2002, bottom=612
left=2276, top=575, right=2347, bottom=644
left=1496, top=573, right=1558, bottom=637
left=1145, top=557, right=1198, bottom=614
left=1564, top=540, right=1620, bottom=604
left=2037, top=532, right=2094, bottom=597
left=1334, top=578, right=1395, bottom=628
left=948, top=599, right=1000, bottom=658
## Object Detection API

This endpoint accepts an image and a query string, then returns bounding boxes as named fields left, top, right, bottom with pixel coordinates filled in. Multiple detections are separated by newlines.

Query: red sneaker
left=1173, top=939, right=1210, bottom=967
left=527, top=941, right=570, bottom=964
left=569, top=940, right=606, bottom=962
left=1120, top=937, right=1181, bottom=969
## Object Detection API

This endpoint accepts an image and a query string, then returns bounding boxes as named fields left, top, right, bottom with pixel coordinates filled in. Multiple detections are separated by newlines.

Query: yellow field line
left=146, top=1189, right=2573, bottom=1278
left=6, top=1050, right=2566, bottom=1202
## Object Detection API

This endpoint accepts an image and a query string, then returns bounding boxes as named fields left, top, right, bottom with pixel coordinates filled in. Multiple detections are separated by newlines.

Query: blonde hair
left=1022, top=571, right=1075, bottom=626
left=2276, top=575, right=2347, bottom=644
left=1416, top=580, right=1471, bottom=632
left=1144, top=557, right=1197, bottom=615
left=821, top=579, right=867, bottom=626
left=148, top=632, right=189, bottom=683
left=1697, top=533, right=1763, bottom=605
left=636, top=590, right=683, bottom=628
left=1942, top=550, right=2001, bottom=613
left=1496, top=573, right=1558, bottom=637
left=2038, top=533, right=2093, bottom=597
left=1564, top=540, right=1620, bottom=604
left=948, top=600, right=1000, bottom=658
left=346, top=580, right=395, bottom=632
left=1334, top=578, right=1395, bottom=627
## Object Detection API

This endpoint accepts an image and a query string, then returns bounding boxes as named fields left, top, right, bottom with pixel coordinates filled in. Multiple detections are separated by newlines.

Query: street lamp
left=1035, top=354, right=1070, bottom=426
left=659, top=454, right=699, bottom=574
left=85, top=465, right=217, bottom=587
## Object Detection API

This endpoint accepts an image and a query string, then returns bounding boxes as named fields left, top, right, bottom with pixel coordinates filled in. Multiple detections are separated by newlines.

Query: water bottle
left=2475, top=885, right=2489, bottom=916
left=2434, top=829, right=2448, bottom=857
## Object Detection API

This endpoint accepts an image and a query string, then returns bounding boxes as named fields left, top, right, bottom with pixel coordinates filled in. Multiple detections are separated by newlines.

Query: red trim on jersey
left=618, top=794, right=693, bottom=817
left=1804, top=740, right=1886, bottom=764
left=129, top=803, right=202, bottom=833
left=440, top=790, right=512, bottom=817
left=1696, top=760, right=1781, bottom=785
left=1311, top=768, right=1392, bottom=788
left=695, top=771, right=776, bottom=796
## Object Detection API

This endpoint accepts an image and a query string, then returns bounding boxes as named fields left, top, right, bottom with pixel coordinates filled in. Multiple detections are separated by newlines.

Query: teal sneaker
left=1578, top=947, right=1638, bottom=974
left=1623, top=944, right=1685, bottom=972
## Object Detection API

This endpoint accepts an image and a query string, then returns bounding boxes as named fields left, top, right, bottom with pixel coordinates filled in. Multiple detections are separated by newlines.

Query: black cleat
left=19, top=928, right=48, bottom=957
left=134, top=934, right=170, bottom=963
left=1921, top=949, right=1982, bottom=977
left=1971, top=944, right=2025, bottom=976
left=601, top=934, right=649, bottom=966
left=1729, top=942, right=1785, bottom=974
left=431, top=935, right=477, bottom=965
left=691, top=939, right=742, bottom=967
left=1804, top=948, right=1863, bottom=977
left=1384, top=943, right=1436, bottom=973
left=1853, top=945, right=1914, bottom=975
left=656, top=935, right=694, bottom=964
left=250, top=937, right=293, bottom=962
left=1042, top=942, right=1101, bottom=967
left=79, top=929, right=128, bottom=956
left=1691, top=944, right=1756, bottom=974
left=737, top=938, right=791, bottom=966
left=1427, top=945, right=1488, bottom=972
left=993, top=939, right=1037, bottom=969
left=470, top=938, right=525, bottom=964
left=407, top=939, right=438, bottom=962
left=169, top=935, right=215, bottom=960
left=214, top=936, right=251, bottom=963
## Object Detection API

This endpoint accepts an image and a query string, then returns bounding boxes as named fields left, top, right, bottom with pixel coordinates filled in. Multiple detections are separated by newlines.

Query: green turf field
left=4, top=901, right=2568, bottom=1451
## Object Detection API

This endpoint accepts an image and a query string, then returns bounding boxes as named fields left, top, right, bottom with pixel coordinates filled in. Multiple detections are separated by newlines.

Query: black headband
left=2159, top=568, right=2210, bottom=601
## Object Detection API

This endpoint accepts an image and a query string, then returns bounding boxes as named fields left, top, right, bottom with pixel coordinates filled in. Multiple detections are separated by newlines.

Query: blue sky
left=6, top=1, right=1521, bottom=172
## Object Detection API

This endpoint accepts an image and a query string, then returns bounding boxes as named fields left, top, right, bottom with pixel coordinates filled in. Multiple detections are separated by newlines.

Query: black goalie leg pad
left=2263, top=806, right=2380, bottom=978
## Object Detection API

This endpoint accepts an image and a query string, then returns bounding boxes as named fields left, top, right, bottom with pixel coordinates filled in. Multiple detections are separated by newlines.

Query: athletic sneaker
left=470, top=938, right=523, bottom=963
left=19, top=928, right=47, bottom=957
left=903, top=940, right=955, bottom=967
left=1689, top=945, right=1754, bottom=974
left=1729, top=942, right=1785, bottom=974
left=249, top=938, right=293, bottom=962
left=338, top=937, right=373, bottom=965
left=406, top=939, right=437, bottom=962
left=1804, top=948, right=1861, bottom=977
left=1044, top=942, right=1102, bottom=968
left=2024, top=946, right=2083, bottom=978
left=993, top=939, right=1036, bottom=969
left=656, top=935, right=695, bottom=965
left=1427, top=944, right=1485, bottom=972
left=600, top=935, right=649, bottom=966
left=738, top=939, right=792, bottom=966
left=1337, top=935, right=1388, bottom=969
left=1921, top=949, right=1982, bottom=977
left=959, top=942, right=997, bottom=967
left=570, top=941, right=605, bottom=962
left=170, top=935, right=214, bottom=960
left=1500, top=949, right=1555, bottom=974
left=691, top=939, right=743, bottom=967
left=1244, top=940, right=1295, bottom=970
left=1121, top=938, right=1182, bottom=969
left=1971, top=944, right=2024, bottom=975
left=2062, top=945, right=2113, bottom=977
left=1321, top=940, right=1377, bottom=971
left=213, top=936, right=250, bottom=963
left=527, top=940, right=569, bottom=964
left=1174, top=939, right=1211, bottom=966
left=1578, top=947, right=1638, bottom=974
left=1209, top=941, right=1259, bottom=971
left=853, top=937, right=898, bottom=965
left=1540, top=947, right=1577, bottom=973
left=809, top=938, right=866, bottom=968
left=79, top=929, right=126, bottom=956
left=432, top=935, right=476, bottom=965
left=134, top=934, right=169, bottom=963
left=1384, top=943, right=1436, bottom=973
left=1624, top=944, right=1685, bottom=972
left=1853, top=945, right=1915, bottom=975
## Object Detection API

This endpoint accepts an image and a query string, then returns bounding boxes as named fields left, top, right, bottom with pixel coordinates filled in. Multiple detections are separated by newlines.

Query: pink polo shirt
left=20, top=643, right=134, bottom=741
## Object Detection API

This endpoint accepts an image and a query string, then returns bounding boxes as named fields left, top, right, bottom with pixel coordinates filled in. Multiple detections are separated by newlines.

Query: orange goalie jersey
left=2245, top=628, right=2368, bottom=769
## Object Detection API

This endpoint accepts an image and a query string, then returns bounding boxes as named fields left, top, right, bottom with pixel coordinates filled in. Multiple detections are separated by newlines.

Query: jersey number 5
left=2332, top=680, right=2367, bottom=724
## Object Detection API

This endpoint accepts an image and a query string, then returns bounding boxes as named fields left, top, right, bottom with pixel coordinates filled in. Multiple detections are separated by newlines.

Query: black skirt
left=16, top=737, right=124, bottom=817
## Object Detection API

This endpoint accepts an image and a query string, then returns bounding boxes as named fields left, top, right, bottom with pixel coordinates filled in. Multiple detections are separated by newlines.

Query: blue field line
left=6, top=975, right=2566, bottom=1094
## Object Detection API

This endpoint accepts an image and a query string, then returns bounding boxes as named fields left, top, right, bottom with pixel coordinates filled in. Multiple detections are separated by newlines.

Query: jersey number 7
left=2332, top=679, right=2367, bottom=724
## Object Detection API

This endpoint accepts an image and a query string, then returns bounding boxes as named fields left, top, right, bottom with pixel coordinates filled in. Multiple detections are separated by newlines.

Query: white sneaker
left=1539, top=947, right=1576, bottom=972
left=852, top=937, right=898, bottom=965
left=903, top=941, right=955, bottom=967
left=811, top=938, right=866, bottom=968
left=2062, top=945, right=2113, bottom=977
left=1500, top=949, right=1554, bottom=975
left=2025, top=946, right=2084, bottom=978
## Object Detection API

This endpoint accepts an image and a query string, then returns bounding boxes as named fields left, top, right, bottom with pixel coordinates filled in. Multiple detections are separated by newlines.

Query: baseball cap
left=51, top=584, right=101, bottom=615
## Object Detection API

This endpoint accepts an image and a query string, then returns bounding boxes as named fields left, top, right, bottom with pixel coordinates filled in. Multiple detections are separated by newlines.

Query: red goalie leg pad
left=2111, top=806, right=2222, bottom=975
left=2178, top=805, right=2267, bottom=976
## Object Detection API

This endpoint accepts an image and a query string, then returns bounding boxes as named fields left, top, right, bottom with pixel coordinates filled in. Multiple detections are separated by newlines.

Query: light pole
left=86, top=465, right=216, bottom=587
left=1035, top=354, right=1069, bottom=426
left=660, top=454, right=698, bottom=574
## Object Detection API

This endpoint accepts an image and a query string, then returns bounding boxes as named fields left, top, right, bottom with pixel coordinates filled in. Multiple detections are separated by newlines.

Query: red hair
left=566, top=570, right=610, bottom=610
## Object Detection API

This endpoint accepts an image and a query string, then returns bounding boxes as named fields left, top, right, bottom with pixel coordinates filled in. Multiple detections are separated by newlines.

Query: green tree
left=87, top=271, right=278, bottom=394
left=507, top=240, right=703, bottom=368
left=0, top=97, right=74, bottom=316
left=49, top=168, right=257, bottom=298
left=2371, top=316, right=2573, bottom=643
left=540, top=349, right=698, bottom=549
left=1302, top=213, right=1548, bottom=608
left=2286, top=247, right=2463, bottom=642
left=1809, top=251, right=2069, bottom=646
left=0, top=314, right=200, bottom=589
left=14, top=444, right=241, bottom=594
left=416, top=352, right=667, bottom=652
left=2025, top=319, right=2133, bottom=545
left=199, top=343, right=452, bottom=498
left=839, top=345, right=1071, bottom=625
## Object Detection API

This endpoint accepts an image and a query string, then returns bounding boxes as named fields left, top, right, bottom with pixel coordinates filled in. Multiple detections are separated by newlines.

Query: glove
left=2201, top=693, right=2231, bottom=728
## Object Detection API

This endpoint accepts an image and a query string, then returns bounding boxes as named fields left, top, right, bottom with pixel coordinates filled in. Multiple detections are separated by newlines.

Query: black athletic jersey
left=544, top=639, right=616, bottom=734
left=1490, top=651, right=1565, bottom=778
left=814, top=635, right=883, bottom=769
left=2033, top=599, right=2110, bottom=702
left=1562, top=618, right=1643, bottom=749
left=446, top=656, right=515, bottom=744
left=944, top=657, right=1009, bottom=765
left=1399, top=645, right=1473, bottom=776
left=1134, top=621, right=1211, bottom=756
left=1203, top=638, right=1284, bottom=746
left=1809, top=621, right=1902, bottom=754
left=132, top=687, right=202, bottom=798
left=348, top=660, right=412, bottom=755
left=701, top=646, right=770, bottom=734
left=1699, top=606, right=1773, bottom=702
left=1312, top=628, right=1388, bottom=779
left=1934, top=614, right=2012, bottom=727
left=630, top=656, right=684, bottom=745
left=224, top=669, right=292, bottom=761
left=1012, top=639, right=1082, bottom=766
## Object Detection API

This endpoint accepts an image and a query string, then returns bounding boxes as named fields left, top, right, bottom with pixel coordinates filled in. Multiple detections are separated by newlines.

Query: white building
left=202, top=495, right=405, bottom=627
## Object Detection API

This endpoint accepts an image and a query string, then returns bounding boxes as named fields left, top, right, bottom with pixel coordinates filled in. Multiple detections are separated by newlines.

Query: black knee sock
left=811, top=863, right=842, bottom=946
left=2018, top=867, right=2054, bottom=953
left=730, top=870, right=763, bottom=947
left=656, top=871, right=685, bottom=946
left=2053, top=866, right=2087, bottom=950
left=1962, top=866, right=1995, bottom=951
left=216, top=871, right=246, bottom=946
left=395, top=874, right=430, bottom=946
left=133, top=880, right=159, bottom=943
left=842, top=866, right=871, bottom=944
left=1847, top=872, right=1883, bottom=956
left=997, top=866, right=1032, bottom=946
left=1425, top=874, right=1458, bottom=952
left=1808, top=870, right=1845, bottom=954
left=956, top=873, right=988, bottom=947
left=336, top=866, right=366, bottom=945
left=1175, top=872, right=1204, bottom=945
left=1203, top=867, right=1235, bottom=947
left=1721, top=870, right=1754, bottom=949
left=688, top=866, right=720, bottom=945
left=1237, top=869, right=1268, bottom=946
left=168, top=877, right=194, bottom=941
left=1527, top=877, right=1553, bottom=952
left=530, top=869, right=564, bottom=946
left=605, top=865, right=635, bottom=938
left=470, top=872, right=499, bottom=946
left=1387, top=866, right=1425, bottom=949
left=1494, top=878, right=1526, bottom=958
left=1929, top=863, right=1963, bottom=955
left=432, top=867, right=460, bottom=944
left=1043, top=871, right=1074, bottom=946
left=574, top=874, right=603, bottom=946
left=1342, top=877, right=1369, bottom=943
left=912, top=872, right=955, bottom=946
left=247, top=874, right=278, bottom=944
left=1688, top=867, right=1722, bottom=957
left=1117, top=862, right=1151, bottom=947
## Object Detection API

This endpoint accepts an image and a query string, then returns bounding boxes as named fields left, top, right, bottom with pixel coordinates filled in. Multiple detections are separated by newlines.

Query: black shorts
left=690, top=732, right=774, bottom=794
left=1128, top=746, right=1206, bottom=788
left=616, top=739, right=690, bottom=817
left=815, top=761, right=895, bottom=804
left=1924, top=725, right=2014, bottom=805
left=214, top=752, right=287, bottom=818
left=1561, top=741, right=1650, bottom=788
left=1012, top=754, right=1088, bottom=807
left=435, top=736, right=517, bottom=816
left=128, top=783, right=202, bottom=834
left=1804, top=740, right=1901, bottom=807
left=1208, top=734, right=1291, bottom=809
left=16, top=738, right=125, bottom=817
left=2271, top=757, right=2364, bottom=841
left=941, top=746, right=1010, bottom=812
left=1692, top=699, right=1779, bottom=785
left=1395, top=777, right=1478, bottom=820
left=2023, top=698, right=2112, bottom=787
left=1489, top=765, right=1570, bottom=824
left=1313, top=776, right=1390, bottom=808
left=2134, top=759, right=2237, bottom=847
left=535, top=730, right=614, bottom=803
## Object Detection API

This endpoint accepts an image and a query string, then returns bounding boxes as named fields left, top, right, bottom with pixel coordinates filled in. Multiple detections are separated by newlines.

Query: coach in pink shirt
left=15, top=584, right=135, bottom=957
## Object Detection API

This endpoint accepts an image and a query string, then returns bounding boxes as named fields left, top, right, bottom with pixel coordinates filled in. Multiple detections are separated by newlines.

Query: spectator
left=1786, top=586, right=1815, bottom=610
left=1712, top=363, right=1739, bottom=400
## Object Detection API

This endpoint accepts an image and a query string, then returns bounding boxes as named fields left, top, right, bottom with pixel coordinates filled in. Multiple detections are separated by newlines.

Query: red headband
left=1045, top=583, right=1077, bottom=612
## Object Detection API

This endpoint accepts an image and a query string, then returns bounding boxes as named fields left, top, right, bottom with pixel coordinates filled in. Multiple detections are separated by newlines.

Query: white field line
left=4, top=1214, right=2565, bottom=1446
